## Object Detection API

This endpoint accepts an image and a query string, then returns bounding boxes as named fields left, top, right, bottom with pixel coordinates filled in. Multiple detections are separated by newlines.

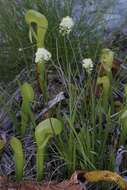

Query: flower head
left=82, top=58, right=93, bottom=73
left=59, top=16, right=74, bottom=36
left=35, top=48, right=51, bottom=63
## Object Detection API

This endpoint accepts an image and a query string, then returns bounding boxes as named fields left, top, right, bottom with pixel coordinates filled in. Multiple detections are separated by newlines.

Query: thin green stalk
left=36, top=144, right=48, bottom=181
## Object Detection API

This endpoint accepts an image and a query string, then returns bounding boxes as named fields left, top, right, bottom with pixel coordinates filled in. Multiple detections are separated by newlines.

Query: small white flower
left=82, top=58, right=93, bottom=73
left=59, top=16, right=74, bottom=36
left=35, top=48, right=52, bottom=63
left=19, top=48, right=22, bottom=52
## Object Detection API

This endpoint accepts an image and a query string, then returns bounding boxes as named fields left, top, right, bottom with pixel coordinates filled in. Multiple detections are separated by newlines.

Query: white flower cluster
left=82, top=58, right=93, bottom=73
left=59, top=16, right=74, bottom=36
left=35, top=48, right=52, bottom=63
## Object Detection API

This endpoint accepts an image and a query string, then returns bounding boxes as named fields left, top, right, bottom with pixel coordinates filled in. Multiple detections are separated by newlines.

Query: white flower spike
left=82, top=58, right=93, bottom=73
left=59, top=16, right=74, bottom=36
left=35, top=48, right=52, bottom=63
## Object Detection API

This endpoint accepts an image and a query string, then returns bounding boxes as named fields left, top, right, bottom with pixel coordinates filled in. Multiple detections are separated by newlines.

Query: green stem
left=36, top=147, right=45, bottom=181
left=37, top=61, right=48, bottom=102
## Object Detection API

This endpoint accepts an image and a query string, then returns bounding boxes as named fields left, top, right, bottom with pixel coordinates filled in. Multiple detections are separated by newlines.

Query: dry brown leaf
left=1, top=170, right=127, bottom=190
left=0, top=177, right=83, bottom=190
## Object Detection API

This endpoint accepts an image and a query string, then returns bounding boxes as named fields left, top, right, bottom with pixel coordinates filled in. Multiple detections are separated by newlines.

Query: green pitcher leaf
left=10, top=137, right=24, bottom=181
left=35, top=117, right=63, bottom=148
left=97, top=76, right=110, bottom=96
left=21, top=82, right=34, bottom=102
left=35, top=117, right=63, bottom=181
left=25, top=10, right=49, bottom=101
left=25, top=9, right=48, bottom=48
left=20, top=82, right=35, bottom=136
left=100, top=48, right=114, bottom=72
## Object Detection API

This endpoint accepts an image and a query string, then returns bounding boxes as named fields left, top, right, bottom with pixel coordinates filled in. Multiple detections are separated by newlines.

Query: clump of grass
left=0, top=0, right=33, bottom=82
